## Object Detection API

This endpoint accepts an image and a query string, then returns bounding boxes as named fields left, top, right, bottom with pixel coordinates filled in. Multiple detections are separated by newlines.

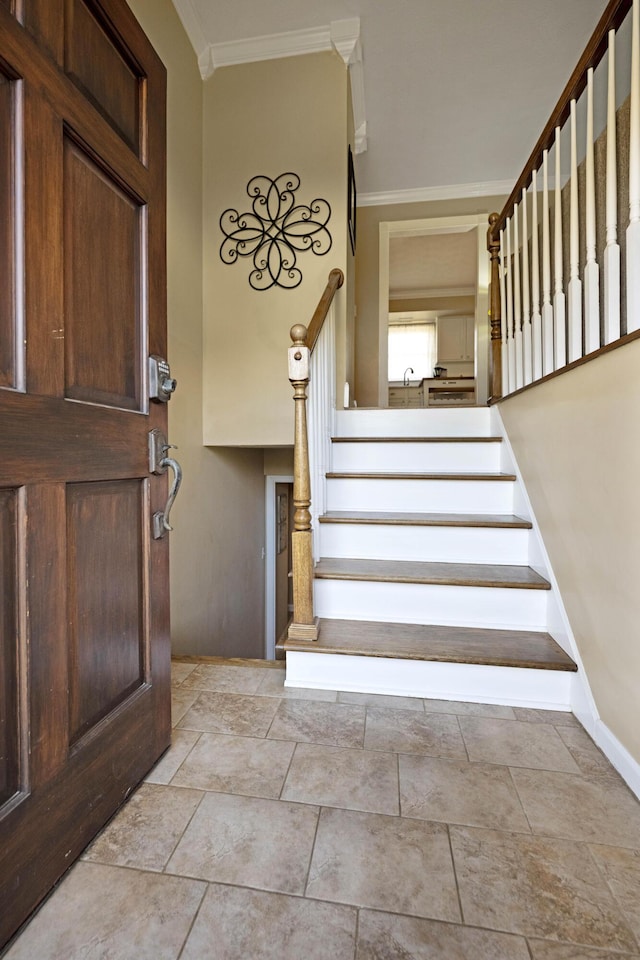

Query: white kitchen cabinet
left=388, top=385, right=423, bottom=408
left=437, top=316, right=475, bottom=362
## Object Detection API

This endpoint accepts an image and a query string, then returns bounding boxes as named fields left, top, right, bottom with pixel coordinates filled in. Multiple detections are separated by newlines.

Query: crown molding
left=171, top=0, right=210, bottom=70
left=207, top=24, right=330, bottom=73
left=358, top=180, right=513, bottom=207
left=171, top=6, right=367, bottom=154
left=390, top=286, right=476, bottom=301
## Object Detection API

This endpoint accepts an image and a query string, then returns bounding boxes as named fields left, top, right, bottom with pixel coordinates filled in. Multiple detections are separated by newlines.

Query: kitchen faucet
left=403, top=367, right=414, bottom=386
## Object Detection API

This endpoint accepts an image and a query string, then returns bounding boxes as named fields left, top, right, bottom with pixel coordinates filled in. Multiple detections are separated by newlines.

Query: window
left=388, top=320, right=436, bottom=381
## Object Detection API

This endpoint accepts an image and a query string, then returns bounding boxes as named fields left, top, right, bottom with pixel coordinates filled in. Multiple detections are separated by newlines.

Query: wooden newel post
left=287, top=323, right=319, bottom=641
left=487, top=212, right=503, bottom=401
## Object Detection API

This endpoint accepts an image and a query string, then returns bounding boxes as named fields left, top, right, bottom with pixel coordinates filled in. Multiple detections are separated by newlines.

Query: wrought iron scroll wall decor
left=219, top=173, right=332, bottom=290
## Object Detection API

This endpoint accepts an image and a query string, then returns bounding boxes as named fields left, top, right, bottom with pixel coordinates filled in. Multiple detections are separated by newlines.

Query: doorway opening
left=264, top=475, right=293, bottom=660
left=378, top=214, right=490, bottom=408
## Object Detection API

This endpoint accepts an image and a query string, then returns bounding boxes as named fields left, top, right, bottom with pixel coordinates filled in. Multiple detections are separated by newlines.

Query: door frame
left=378, top=213, right=490, bottom=406
left=264, top=474, right=293, bottom=660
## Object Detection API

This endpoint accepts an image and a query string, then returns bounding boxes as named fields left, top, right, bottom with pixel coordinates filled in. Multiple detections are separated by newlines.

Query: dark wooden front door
left=0, top=1, right=170, bottom=946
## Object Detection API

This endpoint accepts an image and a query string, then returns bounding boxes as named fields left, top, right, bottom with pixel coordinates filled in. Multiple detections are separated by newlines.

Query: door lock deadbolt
left=149, top=355, right=177, bottom=402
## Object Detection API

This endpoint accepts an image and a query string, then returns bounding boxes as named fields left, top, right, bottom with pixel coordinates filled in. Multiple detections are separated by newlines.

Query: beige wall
left=389, top=296, right=476, bottom=314
left=263, top=448, right=294, bottom=476
left=203, top=52, right=350, bottom=445
left=354, top=196, right=507, bottom=407
left=127, top=0, right=266, bottom=658
left=500, top=340, right=640, bottom=764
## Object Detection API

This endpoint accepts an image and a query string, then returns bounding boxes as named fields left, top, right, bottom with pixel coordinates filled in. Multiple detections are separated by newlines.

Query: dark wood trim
left=305, top=267, right=344, bottom=353
left=172, top=655, right=283, bottom=669
left=331, top=436, right=502, bottom=444
left=318, top=511, right=533, bottom=529
left=491, top=0, right=632, bottom=237
left=326, top=471, right=516, bottom=481
left=489, top=327, right=640, bottom=405
left=314, top=558, right=551, bottom=590
left=285, top=619, right=578, bottom=672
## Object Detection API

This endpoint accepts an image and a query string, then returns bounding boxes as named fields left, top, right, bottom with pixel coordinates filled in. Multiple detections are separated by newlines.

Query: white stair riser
left=285, top=652, right=573, bottom=710
left=318, top=523, right=530, bottom=565
left=331, top=441, right=501, bottom=473
left=314, top=580, right=548, bottom=630
left=335, top=408, right=492, bottom=438
left=326, top=478, right=514, bottom=514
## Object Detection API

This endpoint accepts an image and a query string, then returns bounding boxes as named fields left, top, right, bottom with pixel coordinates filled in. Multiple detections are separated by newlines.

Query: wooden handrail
left=491, top=0, right=632, bottom=239
left=287, top=269, right=344, bottom=642
left=305, top=268, right=344, bottom=353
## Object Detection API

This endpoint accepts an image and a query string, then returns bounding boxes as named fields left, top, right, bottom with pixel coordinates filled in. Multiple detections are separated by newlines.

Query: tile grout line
left=454, top=713, right=471, bottom=762
left=353, top=908, right=360, bottom=960
left=164, top=731, right=203, bottom=787
left=445, top=823, right=465, bottom=926
left=582, top=840, right=640, bottom=955
left=174, top=879, right=208, bottom=960
left=161, top=788, right=209, bottom=875
left=506, top=766, right=535, bottom=834
left=278, top=741, right=299, bottom=800
left=301, top=805, right=323, bottom=899
left=263, top=696, right=285, bottom=740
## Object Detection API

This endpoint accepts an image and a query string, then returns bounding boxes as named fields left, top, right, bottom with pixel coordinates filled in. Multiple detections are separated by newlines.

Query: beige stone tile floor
left=4, top=658, right=640, bottom=960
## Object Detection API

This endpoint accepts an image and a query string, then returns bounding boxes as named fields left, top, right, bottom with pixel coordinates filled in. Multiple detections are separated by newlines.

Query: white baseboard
left=285, top=652, right=573, bottom=709
left=593, top=720, right=640, bottom=800
left=571, top=672, right=640, bottom=800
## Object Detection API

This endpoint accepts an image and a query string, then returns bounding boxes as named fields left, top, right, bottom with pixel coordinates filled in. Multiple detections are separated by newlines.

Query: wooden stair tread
left=285, top=619, right=577, bottom=672
left=326, top=471, right=516, bottom=481
left=314, top=557, right=551, bottom=590
left=331, top=436, right=502, bottom=444
left=319, top=511, right=532, bottom=529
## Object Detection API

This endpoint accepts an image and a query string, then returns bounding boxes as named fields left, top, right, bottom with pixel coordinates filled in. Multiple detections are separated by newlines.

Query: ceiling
left=389, top=231, right=477, bottom=298
left=173, top=0, right=607, bottom=199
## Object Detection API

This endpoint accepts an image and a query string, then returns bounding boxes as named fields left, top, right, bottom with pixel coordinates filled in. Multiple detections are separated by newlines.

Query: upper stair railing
left=287, top=268, right=344, bottom=641
left=488, top=0, right=640, bottom=400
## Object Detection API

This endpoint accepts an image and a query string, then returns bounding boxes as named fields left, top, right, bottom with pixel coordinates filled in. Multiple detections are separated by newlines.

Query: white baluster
left=506, top=216, right=516, bottom=394
left=531, top=168, right=543, bottom=380
left=521, top=186, right=533, bottom=384
left=605, top=29, right=621, bottom=343
left=514, top=203, right=523, bottom=389
left=553, top=130, right=567, bottom=368
left=568, top=100, right=583, bottom=361
left=628, top=0, right=640, bottom=332
left=542, top=151, right=555, bottom=374
left=584, top=68, right=601, bottom=353
left=499, top=228, right=509, bottom=397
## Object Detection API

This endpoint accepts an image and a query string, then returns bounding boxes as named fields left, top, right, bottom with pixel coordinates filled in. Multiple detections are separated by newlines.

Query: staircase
left=284, top=406, right=577, bottom=709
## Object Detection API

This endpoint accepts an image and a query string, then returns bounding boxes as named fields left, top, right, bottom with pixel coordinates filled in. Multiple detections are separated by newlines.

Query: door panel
left=67, top=480, right=146, bottom=744
left=23, top=1, right=64, bottom=63
left=0, top=71, right=16, bottom=388
left=65, top=0, right=142, bottom=153
left=0, top=487, right=18, bottom=804
left=64, top=135, right=143, bottom=410
left=0, top=0, right=169, bottom=947
left=25, top=483, right=68, bottom=786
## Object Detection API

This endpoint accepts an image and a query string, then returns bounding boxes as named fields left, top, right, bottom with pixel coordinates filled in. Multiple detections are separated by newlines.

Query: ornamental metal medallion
left=219, top=173, right=332, bottom=290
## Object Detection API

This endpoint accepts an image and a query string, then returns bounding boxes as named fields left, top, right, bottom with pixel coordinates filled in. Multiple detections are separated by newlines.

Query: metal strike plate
left=149, top=428, right=169, bottom=475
